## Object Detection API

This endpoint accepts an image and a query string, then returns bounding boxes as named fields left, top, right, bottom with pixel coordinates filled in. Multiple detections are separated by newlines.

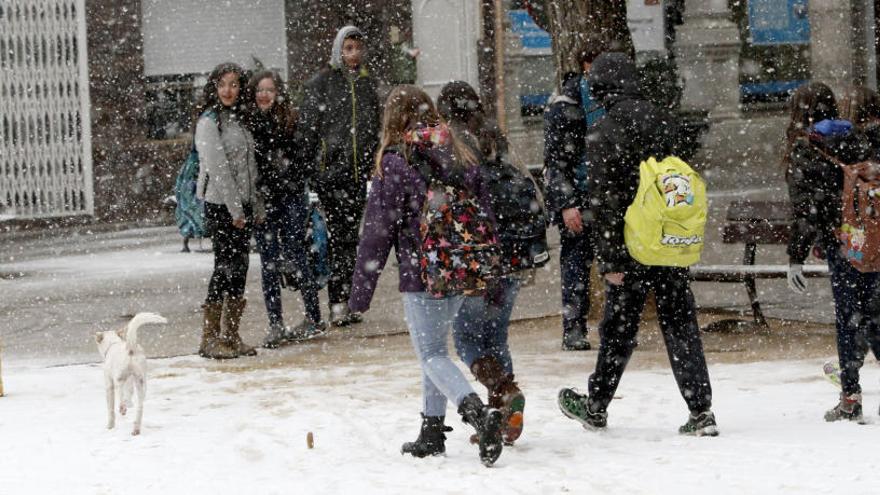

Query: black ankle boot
left=401, top=414, right=452, bottom=458
left=458, top=393, right=503, bottom=467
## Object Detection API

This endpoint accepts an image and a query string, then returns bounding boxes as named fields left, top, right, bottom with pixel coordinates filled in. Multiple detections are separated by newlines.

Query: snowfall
left=0, top=231, right=878, bottom=494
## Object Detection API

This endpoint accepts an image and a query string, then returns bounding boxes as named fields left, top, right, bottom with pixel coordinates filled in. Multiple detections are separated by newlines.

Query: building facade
left=1, top=0, right=878, bottom=225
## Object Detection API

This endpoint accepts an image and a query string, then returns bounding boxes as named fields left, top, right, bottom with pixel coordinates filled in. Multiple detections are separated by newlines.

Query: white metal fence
left=0, top=0, right=93, bottom=220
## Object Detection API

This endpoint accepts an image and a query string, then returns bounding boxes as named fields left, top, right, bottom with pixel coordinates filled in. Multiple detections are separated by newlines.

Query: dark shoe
left=562, top=323, right=591, bottom=351
left=262, top=322, right=288, bottom=349
left=458, top=393, right=503, bottom=467
left=557, top=388, right=607, bottom=429
left=223, top=297, right=257, bottom=357
left=470, top=357, right=525, bottom=445
left=199, top=302, right=238, bottom=359
left=401, top=414, right=452, bottom=458
left=825, top=393, right=863, bottom=422
left=330, top=303, right=360, bottom=327
left=284, top=319, right=328, bottom=342
left=679, top=410, right=719, bottom=436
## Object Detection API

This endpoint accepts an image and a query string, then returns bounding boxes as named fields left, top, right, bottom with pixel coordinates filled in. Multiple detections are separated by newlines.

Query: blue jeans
left=827, top=246, right=880, bottom=395
left=255, top=192, right=321, bottom=327
left=452, top=277, right=520, bottom=374
left=559, top=225, right=595, bottom=331
left=402, top=292, right=474, bottom=417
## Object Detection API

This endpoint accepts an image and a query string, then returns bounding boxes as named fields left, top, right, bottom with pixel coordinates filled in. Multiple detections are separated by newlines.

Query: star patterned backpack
left=400, top=127, right=502, bottom=297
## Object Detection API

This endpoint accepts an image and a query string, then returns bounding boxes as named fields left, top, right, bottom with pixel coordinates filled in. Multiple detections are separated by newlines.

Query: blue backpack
left=174, top=112, right=216, bottom=239
left=280, top=206, right=331, bottom=291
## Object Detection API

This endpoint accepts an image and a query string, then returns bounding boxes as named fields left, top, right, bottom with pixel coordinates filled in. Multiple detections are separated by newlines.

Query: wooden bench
left=689, top=200, right=829, bottom=330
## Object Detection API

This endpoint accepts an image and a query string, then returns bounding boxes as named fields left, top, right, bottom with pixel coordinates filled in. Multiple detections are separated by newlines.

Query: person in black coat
left=248, top=70, right=324, bottom=347
left=543, top=43, right=606, bottom=351
left=786, top=83, right=878, bottom=422
left=556, top=52, right=718, bottom=436
left=840, top=87, right=880, bottom=366
left=296, top=26, right=381, bottom=326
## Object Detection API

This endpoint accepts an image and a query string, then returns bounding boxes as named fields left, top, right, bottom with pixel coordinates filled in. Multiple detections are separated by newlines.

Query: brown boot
left=470, top=356, right=525, bottom=445
left=199, top=302, right=238, bottom=359
left=223, top=296, right=257, bottom=357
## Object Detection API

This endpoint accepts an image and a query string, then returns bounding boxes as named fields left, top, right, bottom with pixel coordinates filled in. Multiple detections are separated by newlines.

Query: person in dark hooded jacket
left=556, top=52, right=718, bottom=436
left=785, top=83, right=877, bottom=422
left=438, top=80, right=527, bottom=445
left=247, top=70, right=324, bottom=348
left=297, top=25, right=381, bottom=327
left=839, top=86, right=880, bottom=367
left=543, top=43, right=607, bottom=351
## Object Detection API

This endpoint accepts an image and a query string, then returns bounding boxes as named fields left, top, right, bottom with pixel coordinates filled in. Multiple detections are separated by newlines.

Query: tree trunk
left=536, top=0, right=634, bottom=88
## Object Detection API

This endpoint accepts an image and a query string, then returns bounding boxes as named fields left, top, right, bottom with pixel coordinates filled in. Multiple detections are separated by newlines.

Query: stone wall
left=84, top=0, right=183, bottom=224
left=85, top=0, right=147, bottom=221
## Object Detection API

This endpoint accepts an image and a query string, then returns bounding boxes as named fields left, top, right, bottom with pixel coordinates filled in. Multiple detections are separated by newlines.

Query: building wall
left=142, top=0, right=287, bottom=77
left=86, top=0, right=182, bottom=223
left=412, top=0, right=481, bottom=99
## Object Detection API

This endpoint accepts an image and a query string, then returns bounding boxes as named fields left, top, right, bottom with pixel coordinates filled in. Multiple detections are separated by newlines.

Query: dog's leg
left=119, top=378, right=132, bottom=416
left=105, top=375, right=115, bottom=430
left=132, top=376, right=145, bottom=436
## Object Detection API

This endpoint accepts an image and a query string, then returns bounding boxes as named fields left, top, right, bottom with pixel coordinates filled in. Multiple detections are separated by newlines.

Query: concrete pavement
left=0, top=211, right=837, bottom=368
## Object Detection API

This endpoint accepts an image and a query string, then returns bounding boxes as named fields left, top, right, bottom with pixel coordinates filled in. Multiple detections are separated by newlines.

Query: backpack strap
left=191, top=110, right=219, bottom=153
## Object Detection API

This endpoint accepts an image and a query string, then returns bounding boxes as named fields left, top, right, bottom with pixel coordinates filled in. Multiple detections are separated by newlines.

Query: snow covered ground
left=2, top=352, right=877, bottom=494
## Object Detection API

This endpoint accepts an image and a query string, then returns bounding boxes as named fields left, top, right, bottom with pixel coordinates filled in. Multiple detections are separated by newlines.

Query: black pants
left=559, top=224, right=595, bottom=331
left=316, top=182, right=366, bottom=305
left=827, top=245, right=880, bottom=395
left=205, top=202, right=253, bottom=304
left=588, top=266, right=713, bottom=414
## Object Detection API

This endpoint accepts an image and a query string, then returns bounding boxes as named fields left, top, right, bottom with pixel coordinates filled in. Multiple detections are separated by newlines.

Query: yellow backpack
left=623, top=156, right=707, bottom=267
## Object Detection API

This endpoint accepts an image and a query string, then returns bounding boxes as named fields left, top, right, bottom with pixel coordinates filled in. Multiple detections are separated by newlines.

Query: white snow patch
left=1, top=357, right=878, bottom=493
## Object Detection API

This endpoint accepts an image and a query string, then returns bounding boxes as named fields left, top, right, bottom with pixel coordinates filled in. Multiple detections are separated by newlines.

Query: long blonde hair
left=374, top=85, right=476, bottom=176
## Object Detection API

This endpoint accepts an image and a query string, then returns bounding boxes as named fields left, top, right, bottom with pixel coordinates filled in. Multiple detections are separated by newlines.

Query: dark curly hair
left=193, top=62, right=249, bottom=130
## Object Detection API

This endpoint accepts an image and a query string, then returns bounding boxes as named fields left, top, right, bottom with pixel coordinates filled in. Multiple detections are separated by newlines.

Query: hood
left=330, top=25, right=364, bottom=68
left=587, top=52, right=641, bottom=105
left=560, top=71, right=582, bottom=102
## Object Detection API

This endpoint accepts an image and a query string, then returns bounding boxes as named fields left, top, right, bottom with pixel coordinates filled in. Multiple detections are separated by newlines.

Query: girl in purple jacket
left=348, top=86, right=503, bottom=467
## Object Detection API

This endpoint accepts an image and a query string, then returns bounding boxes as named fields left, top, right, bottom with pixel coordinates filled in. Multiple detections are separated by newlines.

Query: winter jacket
left=348, top=147, right=493, bottom=313
left=296, top=26, right=381, bottom=192
left=543, top=72, right=590, bottom=219
left=785, top=122, right=869, bottom=264
left=861, top=121, right=880, bottom=159
left=584, top=52, right=679, bottom=274
left=250, top=110, right=307, bottom=203
left=196, top=110, right=265, bottom=220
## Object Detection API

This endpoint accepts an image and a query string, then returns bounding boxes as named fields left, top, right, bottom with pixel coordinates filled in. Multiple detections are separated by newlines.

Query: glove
left=787, top=264, right=807, bottom=294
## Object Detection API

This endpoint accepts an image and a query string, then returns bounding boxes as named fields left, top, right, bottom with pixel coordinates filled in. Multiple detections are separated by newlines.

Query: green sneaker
left=557, top=388, right=607, bottom=429
left=679, top=410, right=719, bottom=436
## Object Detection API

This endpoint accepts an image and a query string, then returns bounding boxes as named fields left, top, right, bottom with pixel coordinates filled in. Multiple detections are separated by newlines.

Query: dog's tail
left=125, top=312, right=168, bottom=349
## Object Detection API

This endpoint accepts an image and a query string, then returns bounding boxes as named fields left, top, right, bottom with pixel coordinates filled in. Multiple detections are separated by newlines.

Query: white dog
left=95, top=312, right=167, bottom=435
